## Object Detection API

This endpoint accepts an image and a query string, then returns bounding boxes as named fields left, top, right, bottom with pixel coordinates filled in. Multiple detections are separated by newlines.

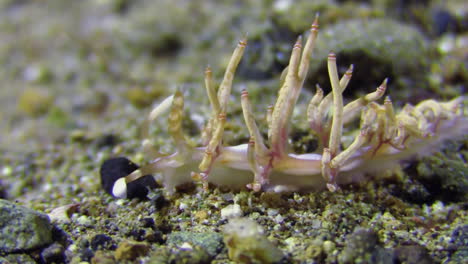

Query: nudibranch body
left=107, top=16, right=467, bottom=198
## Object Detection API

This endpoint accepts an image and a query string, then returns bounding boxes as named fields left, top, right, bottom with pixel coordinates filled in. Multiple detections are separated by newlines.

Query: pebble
left=194, top=210, right=209, bottom=222
left=76, top=215, right=94, bottom=227
left=140, top=217, right=155, bottom=228
left=322, top=240, right=335, bottom=254
left=90, top=234, right=115, bottom=251
left=220, top=204, right=243, bottom=219
left=394, top=245, right=434, bottom=264
left=114, top=240, right=150, bottom=261
left=41, top=242, right=66, bottom=264
left=179, top=202, right=188, bottom=210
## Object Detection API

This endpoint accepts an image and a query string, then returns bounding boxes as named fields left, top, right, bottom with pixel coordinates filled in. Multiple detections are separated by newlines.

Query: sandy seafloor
left=0, top=0, right=467, bottom=263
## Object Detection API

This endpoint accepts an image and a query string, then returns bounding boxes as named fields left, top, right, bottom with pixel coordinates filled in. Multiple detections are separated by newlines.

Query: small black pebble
left=100, top=157, right=158, bottom=199
left=157, top=221, right=173, bottom=234
left=140, top=217, right=155, bottom=228
left=128, top=229, right=146, bottom=241
left=432, top=9, right=456, bottom=36
left=90, top=234, right=114, bottom=251
left=94, top=134, right=119, bottom=148
left=150, top=190, right=169, bottom=209
left=147, top=230, right=165, bottom=244
left=0, top=179, right=7, bottom=199
left=79, top=239, right=90, bottom=248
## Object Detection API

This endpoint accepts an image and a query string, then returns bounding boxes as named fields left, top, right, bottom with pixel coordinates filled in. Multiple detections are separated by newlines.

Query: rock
left=223, top=217, right=283, bottom=264
left=40, top=242, right=65, bottom=264
left=114, top=240, right=150, bottom=261
left=140, top=217, right=155, bottom=228
left=338, top=228, right=393, bottom=264
left=167, top=231, right=223, bottom=258
left=79, top=247, right=95, bottom=262
left=0, top=199, right=53, bottom=253
left=127, top=228, right=146, bottom=241
left=394, top=245, right=434, bottom=264
left=220, top=204, right=243, bottom=219
left=90, top=234, right=115, bottom=251
left=193, top=210, right=209, bottom=222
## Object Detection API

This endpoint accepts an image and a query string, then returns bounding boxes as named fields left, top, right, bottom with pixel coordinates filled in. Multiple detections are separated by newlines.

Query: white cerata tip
left=112, top=178, right=127, bottom=199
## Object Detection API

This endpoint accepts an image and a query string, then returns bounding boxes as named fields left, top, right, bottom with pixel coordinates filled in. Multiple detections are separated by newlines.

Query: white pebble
left=221, top=204, right=243, bottom=219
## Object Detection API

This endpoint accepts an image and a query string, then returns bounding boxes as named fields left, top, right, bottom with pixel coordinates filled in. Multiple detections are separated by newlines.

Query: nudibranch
left=102, top=15, right=467, bottom=198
